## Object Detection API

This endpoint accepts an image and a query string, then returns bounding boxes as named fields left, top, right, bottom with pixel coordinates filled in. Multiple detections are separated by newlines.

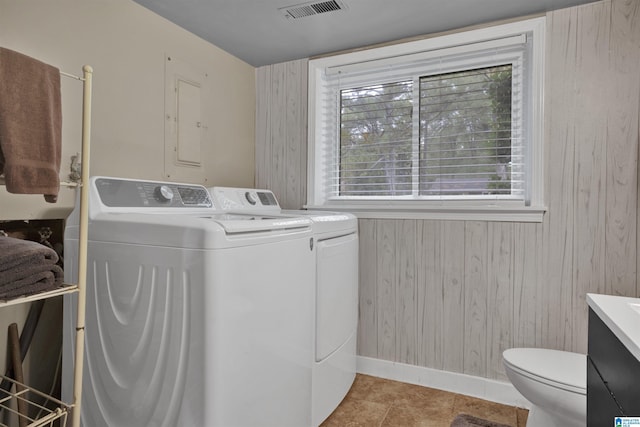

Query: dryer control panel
left=210, top=187, right=280, bottom=213
left=95, top=177, right=213, bottom=208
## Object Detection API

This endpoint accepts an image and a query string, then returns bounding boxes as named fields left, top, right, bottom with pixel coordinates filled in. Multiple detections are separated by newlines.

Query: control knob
left=155, top=185, right=175, bottom=202
left=245, top=191, right=258, bottom=205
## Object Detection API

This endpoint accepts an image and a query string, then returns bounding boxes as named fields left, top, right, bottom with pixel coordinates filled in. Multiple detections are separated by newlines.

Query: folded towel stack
left=0, top=236, right=63, bottom=299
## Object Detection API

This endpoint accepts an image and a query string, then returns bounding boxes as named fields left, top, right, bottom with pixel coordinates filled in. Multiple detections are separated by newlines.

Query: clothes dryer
left=210, top=187, right=358, bottom=426
left=63, top=177, right=315, bottom=427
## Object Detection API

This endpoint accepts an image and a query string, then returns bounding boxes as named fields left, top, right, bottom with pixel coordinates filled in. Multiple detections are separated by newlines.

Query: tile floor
left=320, top=374, right=528, bottom=427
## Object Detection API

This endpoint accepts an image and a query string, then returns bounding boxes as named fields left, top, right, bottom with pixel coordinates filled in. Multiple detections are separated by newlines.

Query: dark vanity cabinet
left=587, top=308, right=640, bottom=426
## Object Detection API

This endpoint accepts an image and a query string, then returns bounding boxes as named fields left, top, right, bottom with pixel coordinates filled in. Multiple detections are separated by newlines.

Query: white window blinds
left=340, top=80, right=414, bottom=196
left=418, top=64, right=523, bottom=198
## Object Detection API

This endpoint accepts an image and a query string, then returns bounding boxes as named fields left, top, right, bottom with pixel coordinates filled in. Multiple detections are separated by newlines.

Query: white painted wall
left=0, top=0, right=256, bottom=219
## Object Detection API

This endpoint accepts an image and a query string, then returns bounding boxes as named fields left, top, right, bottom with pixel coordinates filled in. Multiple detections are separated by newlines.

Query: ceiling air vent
left=279, top=0, right=347, bottom=20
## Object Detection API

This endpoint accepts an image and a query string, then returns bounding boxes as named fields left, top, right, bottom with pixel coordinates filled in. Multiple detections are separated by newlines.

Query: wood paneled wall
left=256, top=59, right=308, bottom=209
left=255, top=0, right=640, bottom=381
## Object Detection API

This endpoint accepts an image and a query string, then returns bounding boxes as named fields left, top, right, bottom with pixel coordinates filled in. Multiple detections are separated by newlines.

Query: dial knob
left=155, top=185, right=174, bottom=202
left=245, top=191, right=258, bottom=205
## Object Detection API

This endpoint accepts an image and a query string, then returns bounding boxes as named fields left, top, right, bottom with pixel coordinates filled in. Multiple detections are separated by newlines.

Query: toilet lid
left=503, top=348, right=586, bottom=391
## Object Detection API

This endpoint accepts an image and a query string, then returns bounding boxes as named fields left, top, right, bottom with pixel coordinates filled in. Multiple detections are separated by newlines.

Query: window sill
left=303, top=203, right=547, bottom=222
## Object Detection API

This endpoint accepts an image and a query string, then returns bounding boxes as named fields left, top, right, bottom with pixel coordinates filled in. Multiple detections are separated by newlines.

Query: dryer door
left=315, top=233, right=359, bottom=362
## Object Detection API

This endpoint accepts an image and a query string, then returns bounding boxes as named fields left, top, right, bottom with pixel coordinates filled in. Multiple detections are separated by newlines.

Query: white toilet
left=503, top=348, right=586, bottom=427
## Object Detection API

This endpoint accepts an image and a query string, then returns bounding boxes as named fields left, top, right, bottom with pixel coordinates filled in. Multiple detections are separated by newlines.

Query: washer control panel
left=95, top=177, right=213, bottom=208
left=210, top=187, right=280, bottom=212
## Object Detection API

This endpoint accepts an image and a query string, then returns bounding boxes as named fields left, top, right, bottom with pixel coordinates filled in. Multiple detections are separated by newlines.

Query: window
left=307, top=18, right=546, bottom=221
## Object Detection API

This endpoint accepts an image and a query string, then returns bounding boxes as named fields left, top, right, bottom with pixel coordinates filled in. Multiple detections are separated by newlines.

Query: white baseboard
left=356, top=356, right=531, bottom=409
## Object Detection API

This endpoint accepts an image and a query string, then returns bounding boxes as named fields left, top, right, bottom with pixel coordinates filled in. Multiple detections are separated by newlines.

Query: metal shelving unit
left=0, top=64, right=92, bottom=427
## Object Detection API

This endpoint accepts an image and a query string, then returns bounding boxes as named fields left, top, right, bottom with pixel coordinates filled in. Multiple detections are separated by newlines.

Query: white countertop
left=587, top=293, right=640, bottom=361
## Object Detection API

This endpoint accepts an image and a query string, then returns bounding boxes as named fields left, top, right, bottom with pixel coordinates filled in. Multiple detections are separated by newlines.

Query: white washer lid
left=503, top=348, right=586, bottom=391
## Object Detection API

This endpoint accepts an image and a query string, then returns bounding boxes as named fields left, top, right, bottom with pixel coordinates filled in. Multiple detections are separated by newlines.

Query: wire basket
left=0, top=375, right=70, bottom=427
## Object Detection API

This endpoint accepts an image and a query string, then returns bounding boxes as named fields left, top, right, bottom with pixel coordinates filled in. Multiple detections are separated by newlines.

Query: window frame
left=307, top=17, right=546, bottom=222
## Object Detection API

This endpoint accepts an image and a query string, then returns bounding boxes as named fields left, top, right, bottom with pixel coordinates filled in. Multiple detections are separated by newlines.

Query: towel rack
left=0, top=64, right=92, bottom=427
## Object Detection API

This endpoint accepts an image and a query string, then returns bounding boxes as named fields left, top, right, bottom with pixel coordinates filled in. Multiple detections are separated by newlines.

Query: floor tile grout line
left=377, top=402, right=394, bottom=427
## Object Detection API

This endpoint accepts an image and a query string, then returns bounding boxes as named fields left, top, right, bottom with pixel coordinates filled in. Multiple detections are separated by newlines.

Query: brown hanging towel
left=0, top=47, right=62, bottom=203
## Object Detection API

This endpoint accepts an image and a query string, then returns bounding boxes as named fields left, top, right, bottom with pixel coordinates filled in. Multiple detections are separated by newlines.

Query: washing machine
left=210, top=187, right=358, bottom=426
left=62, top=177, right=315, bottom=427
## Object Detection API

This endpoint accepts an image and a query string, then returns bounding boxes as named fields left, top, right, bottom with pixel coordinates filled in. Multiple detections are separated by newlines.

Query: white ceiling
left=132, top=0, right=599, bottom=67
